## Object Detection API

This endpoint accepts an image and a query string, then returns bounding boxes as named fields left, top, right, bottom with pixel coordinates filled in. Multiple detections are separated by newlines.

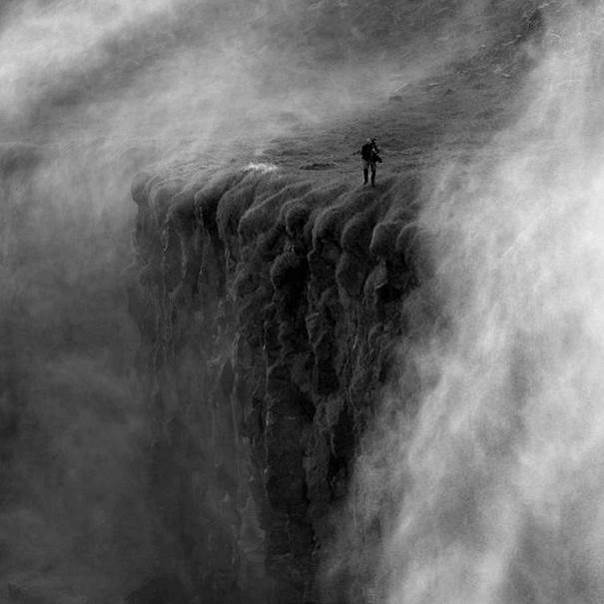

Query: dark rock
left=126, top=575, right=189, bottom=604
left=129, top=165, right=421, bottom=602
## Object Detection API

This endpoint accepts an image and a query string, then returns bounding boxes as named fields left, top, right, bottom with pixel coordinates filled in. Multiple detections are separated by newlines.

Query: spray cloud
left=337, top=3, right=604, bottom=603
left=0, top=0, right=550, bottom=601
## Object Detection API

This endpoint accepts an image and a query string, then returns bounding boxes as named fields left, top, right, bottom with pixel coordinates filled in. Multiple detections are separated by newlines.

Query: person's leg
left=370, top=163, right=376, bottom=186
left=362, top=159, right=368, bottom=184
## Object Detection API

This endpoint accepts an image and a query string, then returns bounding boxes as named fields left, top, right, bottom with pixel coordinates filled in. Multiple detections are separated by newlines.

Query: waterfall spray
left=326, top=3, right=604, bottom=604
left=346, top=4, right=604, bottom=604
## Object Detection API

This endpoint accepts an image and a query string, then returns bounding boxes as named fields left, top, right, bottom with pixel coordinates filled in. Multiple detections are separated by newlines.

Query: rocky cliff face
left=128, top=164, right=424, bottom=602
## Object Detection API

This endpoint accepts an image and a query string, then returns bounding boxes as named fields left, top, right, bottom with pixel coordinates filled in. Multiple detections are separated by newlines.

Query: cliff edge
left=126, top=7, right=545, bottom=599
left=128, top=163, right=424, bottom=602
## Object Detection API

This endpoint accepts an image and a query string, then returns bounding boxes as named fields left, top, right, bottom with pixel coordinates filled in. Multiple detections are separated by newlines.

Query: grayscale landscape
left=2, top=1, right=602, bottom=602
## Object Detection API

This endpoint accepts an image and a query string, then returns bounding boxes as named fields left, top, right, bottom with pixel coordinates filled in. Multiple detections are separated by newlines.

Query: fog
left=332, top=2, right=604, bottom=603
left=0, top=0, right=546, bottom=601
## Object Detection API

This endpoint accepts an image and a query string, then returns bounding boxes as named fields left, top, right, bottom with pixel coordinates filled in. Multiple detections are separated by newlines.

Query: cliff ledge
left=128, top=163, right=424, bottom=602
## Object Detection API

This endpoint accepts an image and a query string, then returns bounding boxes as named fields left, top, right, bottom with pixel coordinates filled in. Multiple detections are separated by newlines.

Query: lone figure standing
left=361, top=138, right=382, bottom=186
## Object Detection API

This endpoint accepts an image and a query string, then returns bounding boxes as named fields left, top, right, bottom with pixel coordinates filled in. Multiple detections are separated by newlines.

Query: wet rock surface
left=129, top=165, right=423, bottom=602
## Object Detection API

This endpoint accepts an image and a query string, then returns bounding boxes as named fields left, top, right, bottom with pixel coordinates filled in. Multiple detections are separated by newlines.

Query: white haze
left=345, top=3, right=604, bottom=603
left=0, top=0, right=540, bottom=601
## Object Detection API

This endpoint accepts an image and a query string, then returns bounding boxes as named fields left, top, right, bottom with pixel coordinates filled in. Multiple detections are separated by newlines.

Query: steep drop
left=128, top=164, right=422, bottom=601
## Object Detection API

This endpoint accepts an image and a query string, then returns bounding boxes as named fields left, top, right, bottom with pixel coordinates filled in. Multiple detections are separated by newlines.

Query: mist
left=0, top=0, right=550, bottom=602
left=329, top=2, right=604, bottom=603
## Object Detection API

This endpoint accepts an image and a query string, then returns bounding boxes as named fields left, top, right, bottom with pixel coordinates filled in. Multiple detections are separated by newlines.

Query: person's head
left=366, top=138, right=372, bottom=143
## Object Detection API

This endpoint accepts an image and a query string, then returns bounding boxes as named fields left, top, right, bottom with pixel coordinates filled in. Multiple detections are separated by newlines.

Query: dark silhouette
left=360, top=138, right=382, bottom=186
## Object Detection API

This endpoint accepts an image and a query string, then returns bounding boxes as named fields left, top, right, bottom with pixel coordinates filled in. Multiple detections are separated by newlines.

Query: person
left=360, top=138, right=382, bottom=186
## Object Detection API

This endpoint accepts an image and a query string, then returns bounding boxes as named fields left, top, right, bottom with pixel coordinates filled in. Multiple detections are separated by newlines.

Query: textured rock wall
left=128, top=164, right=422, bottom=603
